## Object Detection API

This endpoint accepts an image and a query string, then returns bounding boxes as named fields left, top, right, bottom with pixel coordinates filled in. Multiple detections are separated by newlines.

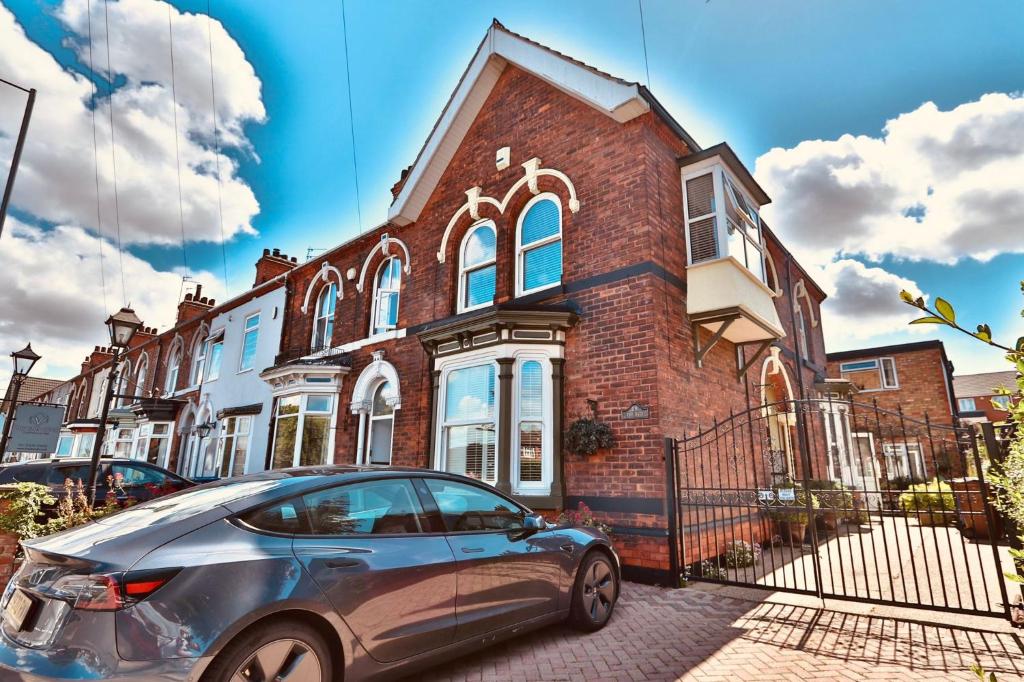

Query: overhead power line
left=166, top=3, right=189, bottom=273
left=85, top=0, right=108, bottom=314
left=101, top=0, right=127, bottom=304
left=340, top=0, right=363, bottom=233
left=206, top=0, right=230, bottom=290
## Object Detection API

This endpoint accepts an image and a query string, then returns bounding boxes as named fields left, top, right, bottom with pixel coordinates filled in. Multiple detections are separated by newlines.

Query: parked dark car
left=0, top=466, right=619, bottom=681
left=0, top=457, right=193, bottom=510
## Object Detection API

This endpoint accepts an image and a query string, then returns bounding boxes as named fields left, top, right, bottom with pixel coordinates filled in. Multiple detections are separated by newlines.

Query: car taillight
left=52, top=574, right=122, bottom=611
left=51, top=569, right=180, bottom=611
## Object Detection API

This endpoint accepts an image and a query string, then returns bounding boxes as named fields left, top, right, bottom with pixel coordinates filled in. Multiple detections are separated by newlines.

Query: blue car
left=0, top=466, right=619, bottom=681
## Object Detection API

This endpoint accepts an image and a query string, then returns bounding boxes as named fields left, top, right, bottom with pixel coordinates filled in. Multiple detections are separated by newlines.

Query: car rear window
left=239, top=498, right=305, bottom=534
left=95, top=480, right=284, bottom=528
left=0, top=466, right=46, bottom=484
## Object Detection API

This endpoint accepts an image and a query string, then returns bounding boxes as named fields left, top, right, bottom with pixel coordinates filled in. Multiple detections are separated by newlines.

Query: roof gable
left=388, top=21, right=698, bottom=226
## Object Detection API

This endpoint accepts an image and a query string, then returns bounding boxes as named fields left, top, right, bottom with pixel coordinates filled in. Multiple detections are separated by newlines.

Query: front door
left=292, top=477, right=457, bottom=663
left=421, top=477, right=562, bottom=641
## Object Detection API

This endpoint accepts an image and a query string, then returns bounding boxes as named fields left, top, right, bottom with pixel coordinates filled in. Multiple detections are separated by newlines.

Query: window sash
left=272, top=395, right=334, bottom=469
left=958, top=398, right=977, bottom=412
left=880, top=357, right=899, bottom=388
left=517, top=196, right=562, bottom=296
left=207, top=341, right=223, bottom=381
left=239, top=315, right=260, bottom=371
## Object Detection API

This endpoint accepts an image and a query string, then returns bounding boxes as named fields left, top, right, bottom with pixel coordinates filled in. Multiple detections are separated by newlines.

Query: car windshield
left=95, top=480, right=284, bottom=529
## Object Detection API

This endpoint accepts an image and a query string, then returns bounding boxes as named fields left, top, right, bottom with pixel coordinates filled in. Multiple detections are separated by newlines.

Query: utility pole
left=0, top=79, right=36, bottom=239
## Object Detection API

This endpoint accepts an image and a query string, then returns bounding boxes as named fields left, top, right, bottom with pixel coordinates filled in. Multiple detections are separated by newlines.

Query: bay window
left=131, top=423, right=171, bottom=468
left=513, top=358, right=550, bottom=492
left=272, top=394, right=334, bottom=468
left=459, top=223, right=497, bottom=312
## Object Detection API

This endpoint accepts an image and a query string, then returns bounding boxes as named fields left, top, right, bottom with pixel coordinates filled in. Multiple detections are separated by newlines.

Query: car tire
left=568, top=550, right=618, bottom=631
left=201, top=619, right=333, bottom=682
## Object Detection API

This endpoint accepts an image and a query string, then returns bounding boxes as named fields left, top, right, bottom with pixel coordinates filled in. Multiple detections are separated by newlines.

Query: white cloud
left=0, top=0, right=264, bottom=247
left=0, top=218, right=224, bottom=391
left=754, top=93, right=1024, bottom=351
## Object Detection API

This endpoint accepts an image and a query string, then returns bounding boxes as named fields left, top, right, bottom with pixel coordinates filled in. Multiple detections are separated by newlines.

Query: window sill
left=512, top=284, right=565, bottom=306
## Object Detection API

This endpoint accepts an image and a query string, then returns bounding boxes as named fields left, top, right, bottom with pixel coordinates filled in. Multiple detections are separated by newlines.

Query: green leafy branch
left=899, top=284, right=1024, bottom=356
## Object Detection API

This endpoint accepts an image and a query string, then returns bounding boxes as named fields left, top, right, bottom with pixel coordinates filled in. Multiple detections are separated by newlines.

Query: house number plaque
left=621, top=403, right=650, bottom=420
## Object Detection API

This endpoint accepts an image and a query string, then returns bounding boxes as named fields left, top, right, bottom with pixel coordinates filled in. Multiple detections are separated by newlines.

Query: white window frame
left=165, top=345, right=182, bottom=395
left=271, top=394, right=337, bottom=468
left=134, top=354, right=149, bottom=399
left=312, top=282, right=337, bottom=351
left=458, top=221, right=497, bottom=313
left=216, top=416, right=252, bottom=478
left=511, top=353, right=553, bottom=496
left=190, top=335, right=209, bottom=387
left=992, top=395, right=1012, bottom=411
left=880, top=357, right=899, bottom=389
left=515, top=193, right=563, bottom=298
left=365, top=381, right=396, bottom=465
left=882, top=442, right=926, bottom=481
left=958, top=397, right=977, bottom=412
left=681, top=163, right=768, bottom=284
left=434, top=353, right=499, bottom=485
left=371, top=257, right=401, bottom=336
left=795, top=306, right=809, bottom=359
left=239, top=313, right=261, bottom=372
left=838, top=357, right=899, bottom=392
left=206, top=332, right=224, bottom=382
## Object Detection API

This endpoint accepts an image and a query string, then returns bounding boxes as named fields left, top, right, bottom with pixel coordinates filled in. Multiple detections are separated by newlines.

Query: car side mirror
left=523, top=513, right=546, bottom=532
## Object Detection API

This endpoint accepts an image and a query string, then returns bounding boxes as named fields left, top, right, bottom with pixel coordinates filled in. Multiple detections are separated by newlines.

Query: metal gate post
left=970, top=429, right=1015, bottom=620
left=664, top=437, right=681, bottom=585
left=792, top=400, right=824, bottom=599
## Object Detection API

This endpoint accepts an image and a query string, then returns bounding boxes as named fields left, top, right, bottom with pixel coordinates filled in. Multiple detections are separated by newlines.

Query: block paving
left=416, top=582, right=1024, bottom=681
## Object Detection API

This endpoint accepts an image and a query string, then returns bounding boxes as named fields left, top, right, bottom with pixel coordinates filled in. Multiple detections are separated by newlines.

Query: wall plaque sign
left=621, top=403, right=650, bottom=420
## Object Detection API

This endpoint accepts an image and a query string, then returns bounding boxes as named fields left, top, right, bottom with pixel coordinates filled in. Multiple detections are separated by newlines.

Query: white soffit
left=388, top=24, right=650, bottom=227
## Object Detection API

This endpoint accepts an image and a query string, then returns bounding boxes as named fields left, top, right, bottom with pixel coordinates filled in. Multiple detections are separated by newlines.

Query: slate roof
left=953, top=370, right=1019, bottom=398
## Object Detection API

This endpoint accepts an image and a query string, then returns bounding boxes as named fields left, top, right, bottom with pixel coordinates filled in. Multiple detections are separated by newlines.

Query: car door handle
left=324, top=558, right=361, bottom=569
left=560, top=543, right=575, bottom=554
left=461, top=547, right=485, bottom=554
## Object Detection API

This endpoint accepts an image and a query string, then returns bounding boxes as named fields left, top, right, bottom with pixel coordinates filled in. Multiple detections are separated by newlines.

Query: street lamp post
left=87, top=307, right=142, bottom=503
left=0, top=344, right=41, bottom=460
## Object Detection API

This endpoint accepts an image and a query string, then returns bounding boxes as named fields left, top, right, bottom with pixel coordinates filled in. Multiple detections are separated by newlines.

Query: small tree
left=899, top=284, right=1024, bottom=579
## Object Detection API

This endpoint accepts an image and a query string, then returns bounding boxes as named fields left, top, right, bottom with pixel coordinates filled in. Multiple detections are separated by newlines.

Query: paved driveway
left=416, top=582, right=1024, bottom=681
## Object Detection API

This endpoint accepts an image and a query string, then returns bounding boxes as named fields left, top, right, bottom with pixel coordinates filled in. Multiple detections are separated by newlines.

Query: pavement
left=415, top=581, right=1024, bottom=681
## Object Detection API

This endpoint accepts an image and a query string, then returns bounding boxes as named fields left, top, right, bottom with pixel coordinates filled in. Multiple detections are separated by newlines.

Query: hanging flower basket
left=564, top=417, right=614, bottom=456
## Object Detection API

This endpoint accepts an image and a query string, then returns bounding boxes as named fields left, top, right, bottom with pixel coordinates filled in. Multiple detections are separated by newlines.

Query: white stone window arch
left=370, top=257, right=402, bottom=336
left=764, top=251, right=783, bottom=296
left=300, top=262, right=345, bottom=314
left=516, top=192, right=563, bottom=297
left=311, top=281, right=337, bottom=351
left=350, top=353, right=401, bottom=465
left=355, top=235, right=412, bottom=294
left=458, top=221, right=497, bottom=313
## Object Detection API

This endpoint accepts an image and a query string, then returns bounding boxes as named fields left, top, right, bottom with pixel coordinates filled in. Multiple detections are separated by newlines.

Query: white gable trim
left=388, top=24, right=649, bottom=227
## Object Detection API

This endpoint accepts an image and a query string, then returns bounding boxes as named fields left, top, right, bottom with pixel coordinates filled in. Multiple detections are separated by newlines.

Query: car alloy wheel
left=581, top=556, right=615, bottom=623
left=230, top=638, right=323, bottom=682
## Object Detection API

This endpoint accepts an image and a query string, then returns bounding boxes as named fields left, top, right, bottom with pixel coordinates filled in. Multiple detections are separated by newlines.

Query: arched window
left=312, top=282, right=337, bottom=351
left=459, top=222, right=496, bottom=312
left=795, top=304, right=809, bottom=359
left=190, top=334, right=209, bottom=386
left=134, top=355, right=149, bottom=399
left=517, top=195, right=562, bottom=296
left=366, top=381, right=394, bottom=465
left=115, top=360, right=131, bottom=407
left=371, top=257, right=401, bottom=335
left=165, top=345, right=182, bottom=395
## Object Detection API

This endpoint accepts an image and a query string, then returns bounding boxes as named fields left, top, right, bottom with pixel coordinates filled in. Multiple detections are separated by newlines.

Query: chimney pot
left=195, top=283, right=203, bottom=298
left=263, top=248, right=270, bottom=256
left=272, top=248, right=281, bottom=257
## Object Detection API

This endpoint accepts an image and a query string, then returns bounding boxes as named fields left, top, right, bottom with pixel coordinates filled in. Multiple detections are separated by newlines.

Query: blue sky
left=1, top=0, right=1023, bottom=381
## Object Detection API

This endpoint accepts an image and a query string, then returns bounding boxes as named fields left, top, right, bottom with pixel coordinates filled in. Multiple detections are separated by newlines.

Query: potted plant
left=806, top=479, right=849, bottom=531
left=898, top=479, right=956, bottom=526
left=767, top=484, right=819, bottom=546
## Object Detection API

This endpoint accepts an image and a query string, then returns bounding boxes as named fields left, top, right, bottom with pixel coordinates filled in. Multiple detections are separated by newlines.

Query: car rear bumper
left=0, top=631, right=211, bottom=681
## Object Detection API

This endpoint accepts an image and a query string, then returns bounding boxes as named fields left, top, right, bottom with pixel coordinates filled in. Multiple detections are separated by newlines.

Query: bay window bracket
left=692, top=317, right=735, bottom=368
left=736, top=340, right=773, bottom=381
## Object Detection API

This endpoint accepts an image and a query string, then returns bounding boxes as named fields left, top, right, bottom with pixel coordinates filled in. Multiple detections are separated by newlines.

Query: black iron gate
left=665, top=398, right=1013, bottom=619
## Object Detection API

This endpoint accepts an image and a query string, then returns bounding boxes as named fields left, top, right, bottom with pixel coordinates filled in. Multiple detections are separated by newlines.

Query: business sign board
left=5, top=404, right=64, bottom=454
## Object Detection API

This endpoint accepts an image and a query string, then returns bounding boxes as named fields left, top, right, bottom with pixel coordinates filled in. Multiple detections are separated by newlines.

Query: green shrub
left=766, top=484, right=819, bottom=524
left=898, top=479, right=955, bottom=524
left=0, top=483, right=54, bottom=543
left=723, top=540, right=760, bottom=568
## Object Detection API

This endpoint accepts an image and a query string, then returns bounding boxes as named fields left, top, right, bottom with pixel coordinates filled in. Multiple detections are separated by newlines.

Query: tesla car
left=0, top=466, right=619, bottom=681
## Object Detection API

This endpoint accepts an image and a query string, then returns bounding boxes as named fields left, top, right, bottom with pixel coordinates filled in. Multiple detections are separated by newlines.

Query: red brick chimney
left=176, top=283, right=216, bottom=325
left=253, top=248, right=298, bottom=287
left=390, top=165, right=412, bottom=202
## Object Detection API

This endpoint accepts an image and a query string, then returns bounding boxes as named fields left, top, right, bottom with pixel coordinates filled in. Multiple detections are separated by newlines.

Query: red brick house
left=827, top=340, right=958, bottom=481
left=257, top=21, right=830, bottom=581
left=954, top=370, right=1020, bottom=425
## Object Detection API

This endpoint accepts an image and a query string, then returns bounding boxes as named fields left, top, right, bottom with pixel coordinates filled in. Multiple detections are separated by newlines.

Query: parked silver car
left=0, top=466, right=619, bottom=681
